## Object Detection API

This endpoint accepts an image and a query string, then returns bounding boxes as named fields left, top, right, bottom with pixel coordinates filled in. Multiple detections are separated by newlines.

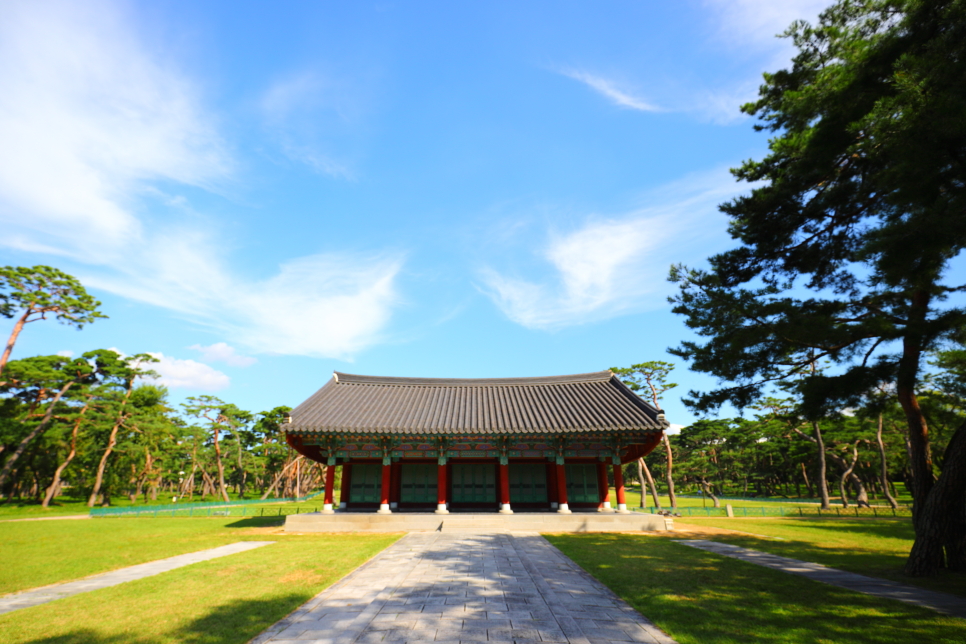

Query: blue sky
left=0, top=0, right=841, bottom=428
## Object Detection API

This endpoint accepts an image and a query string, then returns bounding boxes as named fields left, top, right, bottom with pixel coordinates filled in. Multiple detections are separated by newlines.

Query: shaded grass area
left=0, top=516, right=300, bottom=594
left=679, top=516, right=966, bottom=598
left=0, top=531, right=398, bottom=644
left=548, top=533, right=966, bottom=644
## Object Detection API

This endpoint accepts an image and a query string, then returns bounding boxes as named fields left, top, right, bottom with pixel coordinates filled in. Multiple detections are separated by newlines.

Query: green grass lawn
left=548, top=533, right=966, bottom=644
left=0, top=524, right=398, bottom=644
left=676, top=516, right=966, bottom=598
left=0, top=515, right=361, bottom=595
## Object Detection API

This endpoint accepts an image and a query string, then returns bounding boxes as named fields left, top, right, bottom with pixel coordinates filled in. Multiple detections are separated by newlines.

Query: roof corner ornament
left=656, top=412, right=670, bottom=429
left=332, top=372, right=339, bottom=382
left=283, top=415, right=292, bottom=425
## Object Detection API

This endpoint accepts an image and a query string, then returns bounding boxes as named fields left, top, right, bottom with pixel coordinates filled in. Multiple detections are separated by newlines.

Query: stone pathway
left=253, top=532, right=676, bottom=644
left=678, top=539, right=966, bottom=619
left=0, top=540, right=274, bottom=615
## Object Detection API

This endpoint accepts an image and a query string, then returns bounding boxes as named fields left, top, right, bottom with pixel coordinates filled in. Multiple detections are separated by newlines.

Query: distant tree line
left=615, top=360, right=964, bottom=514
left=0, top=265, right=319, bottom=507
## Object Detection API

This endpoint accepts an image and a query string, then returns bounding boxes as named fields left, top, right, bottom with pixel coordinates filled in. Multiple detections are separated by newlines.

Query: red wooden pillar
left=498, top=463, right=512, bottom=514
left=378, top=462, right=392, bottom=513
left=322, top=463, right=336, bottom=513
left=555, top=462, right=571, bottom=513
left=547, top=463, right=558, bottom=507
left=390, top=462, right=402, bottom=508
left=613, top=463, right=629, bottom=513
left=339, top=464, right=351, bottom=508
left=435, top=461, right=449, bottom=514
left=597, top=462, right=612, bottom=511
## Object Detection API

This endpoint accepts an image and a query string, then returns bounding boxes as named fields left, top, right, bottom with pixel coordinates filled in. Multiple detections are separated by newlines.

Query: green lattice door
left=451, top=463, right=496, bottom=503
left=349, top=464, right=381, bottom=503
left=509, top=463, right=548, bottom=503
left=400, top=464, right=437, bottom=503
left=565, top=464, right=599, bottom=503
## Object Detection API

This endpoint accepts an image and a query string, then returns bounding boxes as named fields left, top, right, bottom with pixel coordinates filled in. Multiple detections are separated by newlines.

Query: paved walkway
left=678, top=539, right=966, bottom=619
left=0, top=541, right=274, bottom=615
left=253, top=533, right=676, bottom=644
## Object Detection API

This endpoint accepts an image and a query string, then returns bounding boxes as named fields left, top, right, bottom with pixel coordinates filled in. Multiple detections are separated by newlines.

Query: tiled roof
left=286, top=371, right=667, bottom=435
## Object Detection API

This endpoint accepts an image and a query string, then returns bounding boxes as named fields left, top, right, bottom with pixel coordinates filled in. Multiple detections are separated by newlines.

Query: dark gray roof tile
left=286, top=371, right=667, bottom=435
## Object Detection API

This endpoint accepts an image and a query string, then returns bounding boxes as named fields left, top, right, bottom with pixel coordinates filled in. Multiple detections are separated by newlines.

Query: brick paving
left=678, top=539, right=966, bottom=619
left=252, top=532, right=675, bottom=644
left=0, top=541, right=274, bottom=615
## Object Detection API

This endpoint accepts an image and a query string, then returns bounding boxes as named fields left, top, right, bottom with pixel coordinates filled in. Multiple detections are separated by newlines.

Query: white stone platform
left=284, top=511, right=671, bottom=533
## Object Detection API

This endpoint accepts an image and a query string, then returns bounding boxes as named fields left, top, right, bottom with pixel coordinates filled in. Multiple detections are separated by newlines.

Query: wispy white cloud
left=690, top=0, right=836, bottom=124
left=0, top=0, right=404, bottom=360
left=702, top=0, right=835, bottom=56
left=85, top=234, right=404, bottom=359
left=259, top=72, right=355, bottom=179
left=558, top=69, right=661, bottom=112
left=56, top=350, right=74, bottom=358
left=0, top=0, right=232, bottom=259
left=480, top=168, right=751, bottom=330
left=188, top=343, right=257, bottom=368
left=146, top=352, right=230, bottom=391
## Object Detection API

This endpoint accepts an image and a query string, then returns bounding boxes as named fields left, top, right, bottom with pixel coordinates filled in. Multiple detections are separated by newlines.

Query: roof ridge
left=332, top=371, right=614, bottom=386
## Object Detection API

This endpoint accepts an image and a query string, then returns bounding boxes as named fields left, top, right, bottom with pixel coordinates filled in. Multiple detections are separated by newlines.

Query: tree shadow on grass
left=223, top=517, right=284, bottom=529
left=772, top=517, right=916, bottom=540
left=697, top=521, right=966, bottom=598
left=20, top=594, right=309, bottom=644
left=549, top=534, right=966, bottom=644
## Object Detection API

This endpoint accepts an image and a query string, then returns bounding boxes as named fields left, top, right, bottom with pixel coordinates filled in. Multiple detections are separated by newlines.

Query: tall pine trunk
left=700, top=477, right=720, bottom=508
left=0, top=310, right=30, bottom=382
left=212, top=425, right=230, bottom=503
left=811, top=421, right=831, bottom=510
left=800, top=462, right=814, bottom=498
left=836, top=442, right=860, bottom=508
left=87, top=415, right=126, bottom=508
left=637, top=458, right=661, bottom=509
left=43, top=394, right=93, bottom=508
left=876, top=413, right=899, bottom=510
left=906, top=421, right=966, bottom=575
left=662, top=434, right=677, bottom=509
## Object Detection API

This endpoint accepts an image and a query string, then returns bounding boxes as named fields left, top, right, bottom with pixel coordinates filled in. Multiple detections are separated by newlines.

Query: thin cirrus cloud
left=555, top=2, right=836, bottom=126
left=479, top=169, right=751, bottom=330
left=558, top=69, right=661, bottom=112
left=0, top=0, right=404, bottom=360
left=259, top=72, right=356, bottom=179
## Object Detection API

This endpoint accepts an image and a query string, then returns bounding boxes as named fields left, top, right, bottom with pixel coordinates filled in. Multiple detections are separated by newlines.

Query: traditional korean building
left=284, top=370, right=668, bottom=514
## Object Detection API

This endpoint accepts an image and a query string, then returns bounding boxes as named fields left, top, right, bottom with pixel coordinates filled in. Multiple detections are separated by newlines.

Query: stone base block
left=284, top=511, right=670, bottom=533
